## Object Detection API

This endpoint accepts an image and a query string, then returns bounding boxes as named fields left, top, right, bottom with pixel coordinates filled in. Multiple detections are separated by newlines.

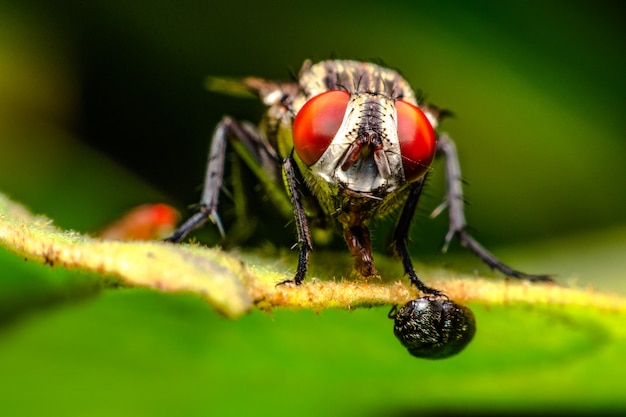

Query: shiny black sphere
left=392, top=297, right=476, bottom=359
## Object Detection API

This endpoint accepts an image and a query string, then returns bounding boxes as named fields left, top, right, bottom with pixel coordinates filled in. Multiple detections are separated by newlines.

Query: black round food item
left=392, top=297, right=476, bottom=359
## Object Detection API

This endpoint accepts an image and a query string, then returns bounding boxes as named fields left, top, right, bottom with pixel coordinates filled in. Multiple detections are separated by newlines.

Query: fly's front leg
left=436, top=133, right=552, bottom=282
left=277, top=154, right=313, bottom=285
left=392, top=176, right=445, bottom=296
left=165, top=116, right=274, bottom=243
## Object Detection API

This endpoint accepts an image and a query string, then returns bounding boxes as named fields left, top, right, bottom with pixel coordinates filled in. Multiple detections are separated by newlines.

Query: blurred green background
left=1, top=0, right=625, bottom=415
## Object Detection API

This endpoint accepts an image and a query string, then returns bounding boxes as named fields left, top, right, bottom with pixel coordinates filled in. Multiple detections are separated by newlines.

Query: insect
left=165, top=60, right=551, bottom=357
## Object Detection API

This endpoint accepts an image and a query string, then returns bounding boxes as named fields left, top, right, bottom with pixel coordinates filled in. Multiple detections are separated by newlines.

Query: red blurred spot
left=99, top=203, right=180, bottom=241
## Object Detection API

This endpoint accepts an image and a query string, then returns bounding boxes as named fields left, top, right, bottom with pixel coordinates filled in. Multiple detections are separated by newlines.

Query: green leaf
left=3, top=191, right=625, bottom=316
left=2, top=182, right=626, bottom=416
left=0, top=193, right=252, bottom=318
left=0, top=288, right=624, bottom=415
left=2, top=193, right=626, bottom=414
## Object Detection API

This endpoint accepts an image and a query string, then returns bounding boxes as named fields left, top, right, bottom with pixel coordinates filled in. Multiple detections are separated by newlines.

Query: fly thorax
left=310, top=93, right=405, bottom=197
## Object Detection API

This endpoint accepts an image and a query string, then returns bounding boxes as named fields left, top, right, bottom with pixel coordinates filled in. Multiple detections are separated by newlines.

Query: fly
left=165, top=60, right=552, bottom=358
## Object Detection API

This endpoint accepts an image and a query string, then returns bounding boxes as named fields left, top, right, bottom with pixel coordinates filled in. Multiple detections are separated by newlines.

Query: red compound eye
left=293, top=90, right=350, bottom=166
left=396, top=100, right=437, bottom=182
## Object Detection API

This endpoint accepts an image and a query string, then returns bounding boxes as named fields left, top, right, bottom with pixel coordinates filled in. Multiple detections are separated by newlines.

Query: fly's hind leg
left=435, top=133, right=552, bottom=282
left=165, top=116, right=280, bottom=243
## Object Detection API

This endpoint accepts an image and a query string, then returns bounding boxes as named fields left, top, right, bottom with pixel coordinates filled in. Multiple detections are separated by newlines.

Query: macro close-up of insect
left=2, top=2, right=625, bottom=414
left=165, top=59, right=552, bottom=358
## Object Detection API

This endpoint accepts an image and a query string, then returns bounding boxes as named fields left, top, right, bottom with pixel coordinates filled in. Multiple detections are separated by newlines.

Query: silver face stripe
left=310, top=92, right=405, bottom=195
left=293, top=60, right=419, bottom=197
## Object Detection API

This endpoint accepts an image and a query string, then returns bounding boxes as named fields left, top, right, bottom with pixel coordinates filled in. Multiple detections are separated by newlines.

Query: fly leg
left=165, top=116, right=279, bottom=243
left=436, top=133, right=552, bottom=282
left=392, top=175, right=446, bottom=296
left=277, top=153, right=313, bottom=285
